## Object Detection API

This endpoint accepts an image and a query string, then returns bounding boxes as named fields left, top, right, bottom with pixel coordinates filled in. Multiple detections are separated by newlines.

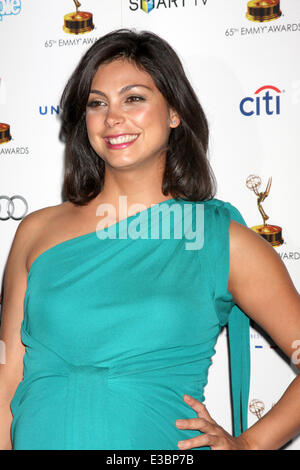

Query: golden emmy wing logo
left=249, top=398, right=265, bottom=420
left=246, top=175, right=283, bottom=247
left=63, top=0, right=94, bottom=35
left=0, top=123, right=12, bottom=144
left=246, top=0, right=282, bottom=22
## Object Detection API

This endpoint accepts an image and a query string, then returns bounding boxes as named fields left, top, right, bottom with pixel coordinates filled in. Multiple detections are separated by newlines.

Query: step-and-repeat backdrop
left=1, top=0, right=300, bottom=449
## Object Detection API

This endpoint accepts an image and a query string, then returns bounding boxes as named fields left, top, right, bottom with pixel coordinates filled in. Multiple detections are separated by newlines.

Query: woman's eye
left=126, top=96, right=145, bottom=103
left=87, top=96, right=145, bottom=108
left=87, top=100, right=106, bottom=108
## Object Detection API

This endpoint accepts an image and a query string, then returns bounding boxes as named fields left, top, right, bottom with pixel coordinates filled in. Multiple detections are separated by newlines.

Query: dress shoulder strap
left=204, top=198, right=251, bottom=437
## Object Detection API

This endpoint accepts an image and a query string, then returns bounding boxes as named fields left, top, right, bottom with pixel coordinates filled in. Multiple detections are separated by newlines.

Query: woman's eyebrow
left=89, top=84, right=153, bottom=97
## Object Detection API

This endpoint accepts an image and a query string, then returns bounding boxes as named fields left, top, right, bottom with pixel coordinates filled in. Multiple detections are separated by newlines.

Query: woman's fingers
left=177, top=433, right=219, bottom=450
left=175, top=417, right=214, bottom=433
left=175, top=416, right=219, bottom=449
left=183, top=394, right=216, bottom=424
left=175, top=394, right=249, bottom=450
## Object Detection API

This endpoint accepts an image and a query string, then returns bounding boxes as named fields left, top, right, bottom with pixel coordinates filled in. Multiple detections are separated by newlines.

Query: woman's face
left=85, top=58, right=180, bottom=170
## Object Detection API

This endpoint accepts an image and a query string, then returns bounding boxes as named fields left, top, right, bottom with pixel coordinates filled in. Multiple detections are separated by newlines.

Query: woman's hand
left=175, top=394, right=252, bottom=450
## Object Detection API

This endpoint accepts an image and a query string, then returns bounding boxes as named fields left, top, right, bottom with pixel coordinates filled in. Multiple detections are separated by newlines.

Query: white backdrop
left=1, top=0, right=300, bottom=449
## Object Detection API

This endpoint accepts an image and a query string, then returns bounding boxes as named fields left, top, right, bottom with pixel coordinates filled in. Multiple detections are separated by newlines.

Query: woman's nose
left=104, top=107, right=125, bottom=127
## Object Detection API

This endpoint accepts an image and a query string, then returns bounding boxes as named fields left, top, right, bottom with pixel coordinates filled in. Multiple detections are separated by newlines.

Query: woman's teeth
left=107, top=134, right=138, bottom=145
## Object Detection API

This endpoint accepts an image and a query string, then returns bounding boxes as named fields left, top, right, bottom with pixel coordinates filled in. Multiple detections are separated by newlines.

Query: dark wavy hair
left=60, top=28, right=216, bottom=205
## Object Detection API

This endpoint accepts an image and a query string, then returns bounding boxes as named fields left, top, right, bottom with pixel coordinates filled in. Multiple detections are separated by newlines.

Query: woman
left=1, top=28, right=300, bottom=450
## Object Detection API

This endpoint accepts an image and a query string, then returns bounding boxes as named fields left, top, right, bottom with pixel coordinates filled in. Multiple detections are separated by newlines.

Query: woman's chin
left=105, top=157, right=139, bottom=170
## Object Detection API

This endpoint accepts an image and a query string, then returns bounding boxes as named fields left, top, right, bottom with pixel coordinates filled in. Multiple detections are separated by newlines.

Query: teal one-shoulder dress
left=10, top=197, right=250, bottom=450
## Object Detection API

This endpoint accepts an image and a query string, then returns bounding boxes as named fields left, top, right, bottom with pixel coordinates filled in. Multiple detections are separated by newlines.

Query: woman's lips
left=104, top=135, right=139, bottom=149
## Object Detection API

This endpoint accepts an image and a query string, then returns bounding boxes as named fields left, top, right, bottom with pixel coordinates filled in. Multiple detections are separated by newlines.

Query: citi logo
left=0, top=0, right=21, bottom=21
left=240, top=85, right=283, bottom=117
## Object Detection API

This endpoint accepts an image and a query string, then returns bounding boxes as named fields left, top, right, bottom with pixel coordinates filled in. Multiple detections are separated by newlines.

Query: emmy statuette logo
left=246, top=0, right=282, bottom=23
left=0, top=123, right=12, bottom=144
left=63, top=0, right=94, bottom=35
left=246, top=175, right=283, bottom=247
left=249, top=398, right=265, bottom=420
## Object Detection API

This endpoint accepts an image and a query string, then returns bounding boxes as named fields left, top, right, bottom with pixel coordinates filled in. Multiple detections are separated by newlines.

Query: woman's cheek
left=129, top=106, right=151, bottom=124
left=86, top=113, right=102, bottom=136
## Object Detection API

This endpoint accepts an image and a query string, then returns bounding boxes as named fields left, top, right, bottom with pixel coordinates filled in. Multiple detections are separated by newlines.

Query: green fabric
left=10, top=197, right=250, bottom=449
left=205, top=199, right=250, bottom=437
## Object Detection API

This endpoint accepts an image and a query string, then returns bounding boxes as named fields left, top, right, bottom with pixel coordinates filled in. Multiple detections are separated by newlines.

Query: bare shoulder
left=228, top=219, right=288, bottom=294
left=15, top=202, right=70, bottom=247
left=228, top=219, right=284, bottom=273
left=14, top=199, right=107, bottom=274
left=3, top=204, right=64, bottom=295
left=14, top=202, right=71, bottom=273
left=2, top=201, right=71, bottom=309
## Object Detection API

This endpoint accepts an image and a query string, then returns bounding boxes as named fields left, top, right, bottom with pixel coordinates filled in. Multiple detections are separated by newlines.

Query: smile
left=104, top=134, right=139, bottom=148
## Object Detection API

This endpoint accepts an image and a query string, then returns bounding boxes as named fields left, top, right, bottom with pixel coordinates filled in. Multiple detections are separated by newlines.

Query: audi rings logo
left=0, top=195, right=28, bottom=220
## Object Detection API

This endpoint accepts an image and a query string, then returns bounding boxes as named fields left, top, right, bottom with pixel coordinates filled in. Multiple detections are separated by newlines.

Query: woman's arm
left=175, top=219, right=300, bottom=450
left=228, top=219, right=300, bottom=450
